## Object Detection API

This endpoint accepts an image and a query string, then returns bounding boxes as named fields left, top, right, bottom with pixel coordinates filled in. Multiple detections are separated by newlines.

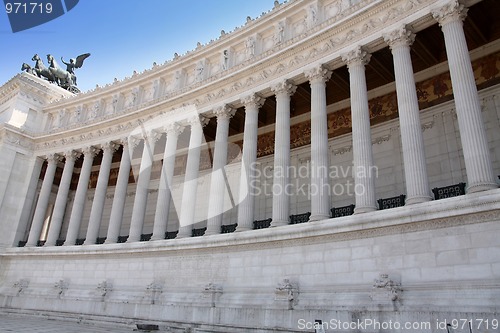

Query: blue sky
left=0, top=0, right=275, bottom=92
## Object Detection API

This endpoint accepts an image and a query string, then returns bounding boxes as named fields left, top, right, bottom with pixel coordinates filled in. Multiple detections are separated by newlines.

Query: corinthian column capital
left=82, top=146, right=100, bottom=158
left=271, top=80, right=297, bottom=97
left=63, top=150, right=81, bottom=162
left=164, top=122, right=185, bottom=136
left=342, top=46, right=371, bottom=68
left=101, top=141, right=119, bottom=153
left=432, top=0, right=468, bottom=26
left=304, top=65, right=332, bottom=84
left=187, top=114, right=210, bottom=127
left=45, top=153, right=62, bottom=164
left=214, top=105, right=236, bottom=120
left=241, top=94, right=265, bottom=109
left=383, top=25, right=416, bottom=49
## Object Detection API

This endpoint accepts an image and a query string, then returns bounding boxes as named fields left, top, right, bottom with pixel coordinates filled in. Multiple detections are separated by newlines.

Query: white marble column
left=305, top=65, right=332, bottom=220
left=384, top=27, right=432, bottom=204
left=177, top=115, right=210, bottom=238
left=45, top=151, right=80, bottom=246
left=151, top=123, right=184, bottom=241
left=84, top=142, right=118, bottom=245
left=105, top=138, right=134, bottom=244
left=127, top=131, right=161, bottom=242
left=342, top=47, right=377, bottom=213
left=206, top=105, right=236, bottom=236
left=432, top=2, right=497, bottom=192
left=271, top=81, right=296, bottom=227
left=26, top=154, right=60, bottom=247
left=64, top=146, right=99, bottom=245
left=236, top=94, right=265, bottom=232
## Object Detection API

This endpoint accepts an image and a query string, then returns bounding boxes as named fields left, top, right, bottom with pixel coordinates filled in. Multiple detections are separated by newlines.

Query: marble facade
left=0, top=0, right=499, bottom=331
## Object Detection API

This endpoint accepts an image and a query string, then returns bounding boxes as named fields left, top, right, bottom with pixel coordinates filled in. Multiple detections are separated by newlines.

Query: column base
left=354, top=206, right=377, bottom=214
left=466, top=182, right=498, bottom=193
left=176, top=227, right=192, bottom=239
left=83, top=240, right=95, bottom=246
left=103, top=239, right=117, bottom=244
left=204, top=229, right=219, bottom=236
left=308, top=214, right=330, bottom=222
left=149, top=235, right=164, bottom=241
left=270, top=220, right=288, bottom=228
left=405, top=195, right=432, bottom=205
left=125, top=236, right=140, bottom=243
left=235, top=225, right=252, bottom=232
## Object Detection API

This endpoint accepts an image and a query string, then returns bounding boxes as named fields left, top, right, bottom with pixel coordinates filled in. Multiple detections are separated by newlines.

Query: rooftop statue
left=22, top=53, right=90, bottom=94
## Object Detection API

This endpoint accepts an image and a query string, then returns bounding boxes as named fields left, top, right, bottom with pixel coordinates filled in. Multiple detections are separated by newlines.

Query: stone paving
left=0, top=314, right=140, bottom=332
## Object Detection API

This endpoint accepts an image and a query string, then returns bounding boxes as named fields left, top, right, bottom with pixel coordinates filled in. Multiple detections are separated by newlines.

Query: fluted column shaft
left=26, top=154, right=59, bottom=246
left=64, top=147, right=98, bottom=245
left=128, top=132, right=160, bottom=242
left=271, top=81, right=296, bottom=227
left=177, top=115, right=209, bottom=238
left=343, top=47, right=377, bottom=213
left=105, top=139, right=133, bottom=243
left=306, top=66, right=332, bottom=221
left=384, top=27, right=432, bottom=204
left=84, top=142, right=117, bottom=244
left=236, top=95, right=264, bottom=232
left=151, top=124, right=183, bottom=240
left=433, top=2, right=496, bottom=192
left=45, top=151, right=79, bottom=246
left=206, top=106, right=236, bottom=236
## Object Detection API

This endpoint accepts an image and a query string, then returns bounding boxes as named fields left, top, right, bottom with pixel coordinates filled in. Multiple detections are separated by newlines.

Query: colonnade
left=25, top=5, right=497, bottom=246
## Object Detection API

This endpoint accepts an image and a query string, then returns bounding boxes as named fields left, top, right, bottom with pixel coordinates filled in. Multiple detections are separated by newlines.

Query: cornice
left=41, top=0, right=382, bottom=111
left=0, top=73, right=71, bottom=107
left=0, top=124, right=35, bottom=152
left=19, top=0, right=477, bottom=152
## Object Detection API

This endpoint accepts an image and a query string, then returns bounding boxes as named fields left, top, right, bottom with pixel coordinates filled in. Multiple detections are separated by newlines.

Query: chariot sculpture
left=21, top=53, right=90, bottom=93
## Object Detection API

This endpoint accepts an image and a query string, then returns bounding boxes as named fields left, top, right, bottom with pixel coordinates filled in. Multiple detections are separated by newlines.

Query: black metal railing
left=140, top=233, right=152, bottom=241
left=378, top=194, right=406, bottom=210
left=289, top=212, right=311, bottom=224
left=165, top=231, right=178, bottom=239
left=56, top=239, right=65, bottom=246
left=331, top=204, right=355, bottom=218
left=96, top=237, right=106, bottom=244
left=221, top=223, right=237, bottom=234
left=192, top=227, right=206, bottom=237
left=117, top=235, right=128, bottom=243
left=75, top=238, right=85, bottom=245
left=432, top=182, right=466, bottom=200
left=253, top=218, right=272, bottom=230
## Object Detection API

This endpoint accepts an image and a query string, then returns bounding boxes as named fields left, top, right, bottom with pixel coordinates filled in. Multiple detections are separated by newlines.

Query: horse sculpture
left=31, top=54, right=56, bottom=83
left=21, top=52, right=90, bottom=94
left=47, top=54, right=75, bottom=87
left=21, top=63, right=35, bottom=75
